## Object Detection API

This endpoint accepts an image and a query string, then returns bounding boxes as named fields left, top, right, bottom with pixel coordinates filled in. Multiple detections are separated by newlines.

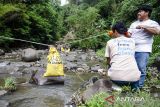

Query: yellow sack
left=61, top=47, right=65, bottom=52
left=43, top=47, right=64, bottom=77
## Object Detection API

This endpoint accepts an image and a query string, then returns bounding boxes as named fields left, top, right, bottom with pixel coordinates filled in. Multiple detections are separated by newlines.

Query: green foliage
left=0, top=77, right=17, bottom=91
left=145, top=67, right=160, bottom=87
left=66, top=7, right=99, bottom=37
left=65, top=5, right=106, bottom=49
left=0, top=1, right=63, bottom=48
left=79, top=91, right=160, bottom=107
left=96, top=47, right=105, bottom=57
left=79, top=92, right=108, bottom=107
left=148, top=51, right=160, bottom=66
left=0, top=0, right=160, bottom=50
left=0, top=4, right=19, bottom=16
left=148, top=35, right=160, bottom=66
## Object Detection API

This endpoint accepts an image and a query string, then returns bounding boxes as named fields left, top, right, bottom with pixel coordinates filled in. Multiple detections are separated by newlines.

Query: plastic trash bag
left=43, top=46, right=64, bottom=77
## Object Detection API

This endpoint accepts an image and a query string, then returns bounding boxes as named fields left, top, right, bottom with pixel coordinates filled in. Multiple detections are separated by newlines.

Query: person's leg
left=111, top=80, right=130, bottom=87
left=131, top=81, right=139, bottom=90
left=112, top=80, right=139, bottom=90
left=135, top=52, right=150, bottom=88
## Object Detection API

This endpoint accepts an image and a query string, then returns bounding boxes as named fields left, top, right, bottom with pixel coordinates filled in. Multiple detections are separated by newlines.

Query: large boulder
left=21, top=48, right=40, bottom=62
left=29, top=68, right=64, bottom=85
left=66, top=77, right=112, bottom=106
left=82, top=79, right=112, bottom=102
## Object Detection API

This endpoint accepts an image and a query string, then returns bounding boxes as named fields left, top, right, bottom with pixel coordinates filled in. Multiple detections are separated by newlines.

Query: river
left=0, top=72, right=96, bottom=107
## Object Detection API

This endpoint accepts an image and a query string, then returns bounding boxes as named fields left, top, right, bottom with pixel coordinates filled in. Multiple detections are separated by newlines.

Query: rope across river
left=0, top=27, right=158, bottom=47
left=0, top=34, right=108, bottom=82
left=0, top=33, right=108, bottom=47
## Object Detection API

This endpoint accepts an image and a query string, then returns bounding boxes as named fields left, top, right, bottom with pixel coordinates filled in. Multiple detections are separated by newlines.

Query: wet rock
left=91, top=64, right=102, bottom=72
left=64, top=62, right=78, bottom=71
left=65, top=54, right=77, bottom=62
left=22, top=48, right=40, bottom=62
left=0, top=100, right=9, bottom=107
left=0, top=65, right=19, bottom=74
left=80, top=76, right=99, bottom=89
left=0, top=90, right=7, bottom=97
left=76, top=68, right=85, bottom=72
left=82, top=79, right=112, bottom=101
left=68, top=78, right=112, bottom=105
left=0, top=61, right=11, bottom=67
left=79, top=54, right=87, bottom=61
left=29, top=68, right=64, bottom=85
left=97, top=69, right=106, bottom=76
left=37, top=50, right=48, bottom=57
left=22, top=67, right=40, bottom=74
left=0, top=49, right=5, bottom=56
left=80, top=64, right=90, bottom=71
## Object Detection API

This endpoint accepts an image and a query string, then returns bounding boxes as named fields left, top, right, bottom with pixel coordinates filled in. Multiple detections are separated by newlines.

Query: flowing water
left=0, top=72, right=96, bottom=107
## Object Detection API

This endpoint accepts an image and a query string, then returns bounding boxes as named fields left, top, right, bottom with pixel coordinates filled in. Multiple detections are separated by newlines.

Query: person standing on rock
left=128, top=5, right=160, bottom=89
left=105, top=22, right=141, bottom=90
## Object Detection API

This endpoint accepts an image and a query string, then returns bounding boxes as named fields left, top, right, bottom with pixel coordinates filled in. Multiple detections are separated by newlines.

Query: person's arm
left=106, top=57, right=111, bottom=68
left=128, top=23, right=134, bottom=37
left=106, top=57, right=110, bottom=64
left=136, top=24, right=160, bottom=35
left=105, top=43, right=111, bottom=68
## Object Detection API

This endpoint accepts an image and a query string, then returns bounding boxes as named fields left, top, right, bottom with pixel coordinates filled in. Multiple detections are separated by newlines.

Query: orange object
left=108, top=31, right=114, bottom=37
left=124, top=32, right=130, bottom=38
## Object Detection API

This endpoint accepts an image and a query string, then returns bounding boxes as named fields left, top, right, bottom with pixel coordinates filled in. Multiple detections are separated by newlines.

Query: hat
left=137, top=4, right=152, bottom=13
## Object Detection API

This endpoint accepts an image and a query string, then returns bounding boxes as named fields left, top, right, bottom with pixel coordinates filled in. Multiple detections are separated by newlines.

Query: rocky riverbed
left=0, top=48, right=160, bottom=107
left=0, top=48, right=106, bottom=107
left=0, top=48, right=106, bottom=74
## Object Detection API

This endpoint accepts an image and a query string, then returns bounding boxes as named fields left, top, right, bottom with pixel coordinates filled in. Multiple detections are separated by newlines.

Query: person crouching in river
left=105, top=22, right=141, bottom=90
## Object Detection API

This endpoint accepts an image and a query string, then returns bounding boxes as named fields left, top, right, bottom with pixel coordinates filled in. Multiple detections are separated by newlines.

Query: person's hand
left=107, top=30, right=114, bottom=37
left=136, top=25, right=146, bottom=29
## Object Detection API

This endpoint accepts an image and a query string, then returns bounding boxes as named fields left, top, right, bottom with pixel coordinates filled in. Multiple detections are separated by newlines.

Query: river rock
left=0, top=49, right=4, bottom=56
left=37, top=50, right=48, bottom=57
left=82, top=79, right=112, bottom=102
left=0, top=100, right=9, bottom=107
left=64, top=62, right=78, bottom=71
left=80, top=64, right=90, bottom=71
left=65, top=54, right=77, bottom=62
left=0, top=61, right=11, bottom=66
left=67, top=78, right=112, bottom=106
left=29, top=68, right=64, bottom=85
left=76, top=63, right=90, bottom=71
left=91, top=64, right=102, bottom=72
left=79, top=54, right=87, bottom=61
left=21, top=48, right=40, bottom=62
left=0, top=65, right=19, bottom=74
left=76, top=68, right=85, bottom=72
left=0, top=90, right=7, bottom=97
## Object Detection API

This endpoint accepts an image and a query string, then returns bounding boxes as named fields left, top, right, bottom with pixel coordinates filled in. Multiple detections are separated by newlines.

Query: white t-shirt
left=105, top=36, right=140, bottom=81
left=128, top=19, right=160, bottom=53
